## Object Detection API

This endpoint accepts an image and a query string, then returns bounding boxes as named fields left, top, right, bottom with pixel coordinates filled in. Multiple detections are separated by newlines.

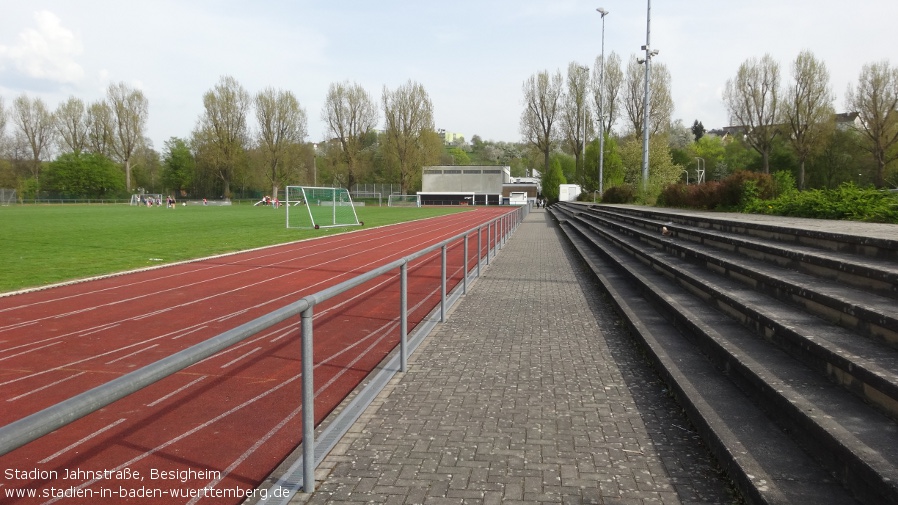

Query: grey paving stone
left=291, top=208, right=740, bottom=505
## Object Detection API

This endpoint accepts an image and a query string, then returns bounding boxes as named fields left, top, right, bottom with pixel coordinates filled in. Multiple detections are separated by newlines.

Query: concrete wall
left=422, top=166, right=510, bottom=194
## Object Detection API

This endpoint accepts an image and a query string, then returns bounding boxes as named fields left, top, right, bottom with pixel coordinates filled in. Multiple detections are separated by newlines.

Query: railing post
left=486, top=222, right=491, bottom=265
left=477, top=226, right=482, bottom=277
left=400, top=262, right=408, bottom=372
left=440, top=245, right=447, bottom=322
left=301, top=307, right=315, bottom=493
left=463, top=234, right=469, bottom=294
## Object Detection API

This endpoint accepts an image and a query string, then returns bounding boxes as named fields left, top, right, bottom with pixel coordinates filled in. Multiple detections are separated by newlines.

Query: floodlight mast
left=639, top=0, right=657, bottom=192
left=596, top=7, right=608, bottom=197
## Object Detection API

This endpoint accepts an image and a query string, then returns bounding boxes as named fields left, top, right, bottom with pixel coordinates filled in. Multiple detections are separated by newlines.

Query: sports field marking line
left=77, top=322, right=120, bottom=337
left=0, top=331, right=174, bottom=388
left=219, top=347, right=262, bottom=368
left=41, top=372, right=304, bottom=505
left=6, top=371, right=87, bottom=402
left=0, top=341, right=61, bottom=362
left=37, top=418, right=128, bottom=463
left=0, top=321, right=120, bottom=354
left=191, top=311, right=401, bottom=504
left=105, top=344, right=159, bottom=365
left=0, top=213, right=465, bottom=318
left=146, top=376, right=208, bottom=407
left=32, top=238, right=479, bottom=501
left=170, top=325, right=208, bottom=340
left=0, top=213, right=490, bottom=364
left=268, top=324, right=299, bottom=343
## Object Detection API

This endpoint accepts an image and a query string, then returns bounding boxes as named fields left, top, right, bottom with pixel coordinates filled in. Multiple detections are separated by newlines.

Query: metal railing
left=0, top=205, right=526, bottom=494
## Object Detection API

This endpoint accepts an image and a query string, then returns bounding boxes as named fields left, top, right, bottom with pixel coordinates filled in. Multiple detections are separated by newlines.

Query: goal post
left=286, top=186, right=363, bottom=229
left=130, top=194, right=163, bottom=206
left=0, top=189, right=16, bottom=206
left=387, top=194, right=421, bottom=207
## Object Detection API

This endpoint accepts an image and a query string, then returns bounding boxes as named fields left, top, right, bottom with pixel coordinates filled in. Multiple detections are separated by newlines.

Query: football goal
left=286, top=186, right=363, bottom=229
left=130, top=194, right=164, bottom=206
left=0, top=189, right=16, bottom=206
left=387, top=194, right=421, bottom=207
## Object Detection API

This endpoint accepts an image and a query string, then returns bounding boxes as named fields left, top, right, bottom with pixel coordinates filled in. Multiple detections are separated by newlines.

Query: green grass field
left=0, top=203, right=469, bottom=294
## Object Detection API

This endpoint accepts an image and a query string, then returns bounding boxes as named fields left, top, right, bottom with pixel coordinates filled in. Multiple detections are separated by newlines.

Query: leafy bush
left=658, top=181, right=725, bottom=209
left=744, top=183, right=898, bottom=222
left=602, top=184, right=637, bottom=203
left=718, top=171, right=775, bottom=209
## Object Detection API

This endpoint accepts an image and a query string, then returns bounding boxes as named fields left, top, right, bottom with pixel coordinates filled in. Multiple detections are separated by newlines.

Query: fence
left=0, top=205, right=527, bottom=496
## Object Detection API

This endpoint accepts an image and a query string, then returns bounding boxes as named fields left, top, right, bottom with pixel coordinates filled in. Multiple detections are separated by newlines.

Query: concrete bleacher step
left=575, top=209, right=898, bottom=347
left=550, top=204, right=898, bottom=505
left=568, top=210, right=898, bottom=419
left=588, top=206, right=898, bottom=301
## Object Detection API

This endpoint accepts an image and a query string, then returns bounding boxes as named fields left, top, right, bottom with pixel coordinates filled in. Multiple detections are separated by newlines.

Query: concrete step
left=587, top=206, right=898, bottom=300
left=550, top=204, right=898, bottom=505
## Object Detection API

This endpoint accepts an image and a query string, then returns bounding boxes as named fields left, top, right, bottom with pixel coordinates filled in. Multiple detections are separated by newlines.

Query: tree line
left=521, top=50, right=898, bottom=202
left=0, top=76, right=506, bottom=201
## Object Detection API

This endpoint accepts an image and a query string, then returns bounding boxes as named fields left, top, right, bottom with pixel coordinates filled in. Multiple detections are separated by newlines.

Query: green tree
left=107, top=82, right=149, bottom=191
left=541, top=157, right=566, bottom=202
left=619, top=136, right=682, bottom=202
left=322, top=81, right=379, bottom=190
left=782, top=50, right=835, bottom=189
left=382, top=80, right=439, bottom=193
left=46, top=151, right=123, bottom=198
left=446, top=146, right=470, bottom=165
left=845, top=60, right=898, bottom=188
left=255, top=87, right=307, bottom=197
left=162, top=137, right=195, bottom=194
left=193, top=75, right=250, bottom=198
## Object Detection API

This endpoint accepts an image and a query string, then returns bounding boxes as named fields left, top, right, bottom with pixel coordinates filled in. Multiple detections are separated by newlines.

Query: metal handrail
left=0, top=206, right=526, bottom=493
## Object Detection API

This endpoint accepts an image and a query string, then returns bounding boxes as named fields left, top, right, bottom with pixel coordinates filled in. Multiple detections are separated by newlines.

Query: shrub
left=719, top=171, right=775, bottom=209
left=602, top=184, right=637, bottom=203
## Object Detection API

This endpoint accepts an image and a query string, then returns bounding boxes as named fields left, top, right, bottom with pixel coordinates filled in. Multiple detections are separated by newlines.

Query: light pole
left=596, top=7, right=608, bottom=197
left=312, top=143, right=318, bottom=186
left=637, top=0, right=657, bottom=193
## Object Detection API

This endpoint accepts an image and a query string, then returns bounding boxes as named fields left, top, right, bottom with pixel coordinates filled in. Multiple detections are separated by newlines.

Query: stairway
left=549, top=202, right=898, bottom=505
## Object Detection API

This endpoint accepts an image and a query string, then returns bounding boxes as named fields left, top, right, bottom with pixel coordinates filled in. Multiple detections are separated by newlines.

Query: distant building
left=420, top=165, right=510, bottom=205
left=437, top=129, right=465, bottom=145
left=709, top=111, right=861, bottom=139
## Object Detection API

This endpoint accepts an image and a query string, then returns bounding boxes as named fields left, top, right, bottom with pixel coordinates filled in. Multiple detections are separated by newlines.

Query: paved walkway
left=289, top=208, right=737, bottom=505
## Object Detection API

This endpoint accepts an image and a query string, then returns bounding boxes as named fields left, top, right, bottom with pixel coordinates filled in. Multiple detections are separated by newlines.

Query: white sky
left=1, top=0, right=896, bottom=151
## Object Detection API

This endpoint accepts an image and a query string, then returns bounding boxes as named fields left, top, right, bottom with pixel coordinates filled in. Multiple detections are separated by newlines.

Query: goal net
left=0, top=189, right=16, bottom=206
left=286, top=186, right=363, bottom=229
left=130, top=194, right=164, bottom=206
left=387, top=194, right=421, bottom=207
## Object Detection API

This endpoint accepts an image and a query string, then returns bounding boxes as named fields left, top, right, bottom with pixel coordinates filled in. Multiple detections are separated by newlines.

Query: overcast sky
left=1, top=0, right=896, bottom=151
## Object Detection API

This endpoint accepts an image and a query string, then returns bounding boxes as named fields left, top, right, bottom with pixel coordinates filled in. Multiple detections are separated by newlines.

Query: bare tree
left=520, top=69, right=563, bottom=173
left=11, top=94, right=56, bottom=192
left=55, top=96, right=89, bottom=154
left=723, top=54, right=781, bottom=173
left=560, top=62, right=592, bottom=185
left=107, top=82, right=149, bottom=190
left=782, top=50, right=835, bottom=189
left=623, top=56, right=673, bottom=139
left=193, top=75, right=250, bottom=198
left=322, top=81, right=379, bottom=189
left=256, top=87, right=308, bottom=197
left=382, top=80, right=439, bottom=193
left=845, top=60, right=898, bottom=188
left=593, top=51, right=623, bottom=137
left=86, top=100, right=115, bottom=157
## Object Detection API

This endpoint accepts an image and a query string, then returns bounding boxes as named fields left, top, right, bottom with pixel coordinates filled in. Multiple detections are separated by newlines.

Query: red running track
left=0, top=207, right=516, bottom=504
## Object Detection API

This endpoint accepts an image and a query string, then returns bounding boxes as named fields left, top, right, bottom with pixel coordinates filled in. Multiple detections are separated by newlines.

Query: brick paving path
left=289, top=208, right=739, bottom=505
